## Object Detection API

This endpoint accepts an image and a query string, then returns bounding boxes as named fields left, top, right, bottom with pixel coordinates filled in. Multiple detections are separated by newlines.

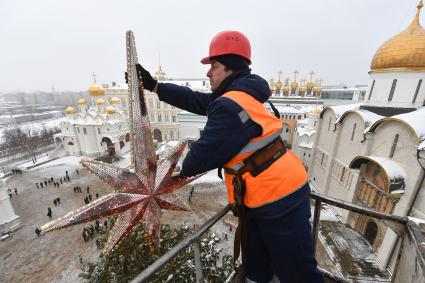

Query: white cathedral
left=303, top=1, right=425, bottom=271
left=53, top=78, right=131, bottom=158
left=53, top=70, right=210, bottom=158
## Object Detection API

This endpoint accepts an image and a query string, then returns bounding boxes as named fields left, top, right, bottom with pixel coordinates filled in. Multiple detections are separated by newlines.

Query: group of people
left=83, top=194, right=93, bottom=204
left=73, top=185, right=83, bottom=193
left=38, top=170, right=79, bottom=224
left=35, top=174, right=70, bottom=190
left=82, top=219, right=110, bottom=244
left=11, top=168, right=23, bottom=174
left=7, top=188, right=18, bottom=198
left=53, top=197, right=61, bottom=206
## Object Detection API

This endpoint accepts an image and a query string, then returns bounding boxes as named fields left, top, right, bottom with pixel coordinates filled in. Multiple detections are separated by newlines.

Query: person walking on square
left=47, top=207, right=52, bottom=219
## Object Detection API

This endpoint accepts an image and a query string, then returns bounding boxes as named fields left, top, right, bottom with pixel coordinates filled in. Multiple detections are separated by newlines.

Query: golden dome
left=306, top=81, right=315, bottom=89
left=311, top=108, right=321, bottom=115
left=315, top=86, right=322, bottom=94
left=290, top=81, right=298, bottom=89
left=95, top=98, right=106, bottom=105
left=88, top=74, right=105, bottom=96
left=283, top=87, right=290, bottom=94
left=105, top=106, right=116, bottom=114
left=77, top=98, right=86, bottom=105
left=275, top=81, right=283, bottom=89
left=65, top=106, right=75, bottom=114
left=371, top=1, right=425, bottom=71
left=110, top=97, right=121, bottom=104
left=89, top=84, right=105, bottom=96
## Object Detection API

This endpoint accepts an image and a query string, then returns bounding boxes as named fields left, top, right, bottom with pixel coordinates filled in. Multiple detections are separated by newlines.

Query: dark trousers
left=245, top=183, right=324, bottom=283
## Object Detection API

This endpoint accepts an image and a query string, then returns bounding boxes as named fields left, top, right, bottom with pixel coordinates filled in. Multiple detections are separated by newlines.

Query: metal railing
left=130, top=191, right=411, bottom=283
left=130, top=205, right=231, bottom=283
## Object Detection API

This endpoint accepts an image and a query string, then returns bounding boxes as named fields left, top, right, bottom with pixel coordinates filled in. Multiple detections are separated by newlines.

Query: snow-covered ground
left=0, top=154, right=235, bottom=283
left=0, top=154, right=389, bottom=282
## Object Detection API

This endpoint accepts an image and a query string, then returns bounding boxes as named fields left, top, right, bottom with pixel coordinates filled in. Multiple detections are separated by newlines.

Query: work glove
left=124, top=64, right=157, bottom=92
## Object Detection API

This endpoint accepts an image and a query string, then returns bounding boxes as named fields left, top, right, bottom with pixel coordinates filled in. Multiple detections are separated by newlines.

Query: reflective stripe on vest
left=223, top=91, right=307, bottom=208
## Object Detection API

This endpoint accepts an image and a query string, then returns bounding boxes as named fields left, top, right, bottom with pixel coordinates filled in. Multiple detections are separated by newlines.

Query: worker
left=128, top=30, right=323, bottom=283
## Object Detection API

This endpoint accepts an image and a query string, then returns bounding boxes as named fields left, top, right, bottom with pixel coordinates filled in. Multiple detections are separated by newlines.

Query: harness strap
left=267, top=100, right=281, bottom=119
left=232, top=175, right=247, bottom=280
left=225, top=136, right=286, bottom=177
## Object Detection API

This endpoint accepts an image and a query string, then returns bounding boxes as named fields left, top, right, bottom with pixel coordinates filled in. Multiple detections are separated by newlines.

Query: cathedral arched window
left=368, top=80, right=375, bottom=100
left=350, top=123, right=357, bottom=141
left=412, top=79, right=422, bottom=103
left=328, top=117, right=332, bottom=131
left=389, top=134, right=399, bottom=158
left=83, top=128, right=87, bottom=135
left=388, top=79, right=397, bottom=101
left=340, top=167, right=345, bottom=182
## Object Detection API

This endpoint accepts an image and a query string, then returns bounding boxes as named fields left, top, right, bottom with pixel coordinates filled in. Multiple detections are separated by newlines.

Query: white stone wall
left=310, top=107, right=425, bottom=269
left=367, top=71, right=425, bottom=108
left=368, top=120, right=424, bottom=218
left=177, top=112, right=207, bottom=140
left=281, top=124, right=293, bottom=145
left=292, top=134, right=314, bottom=169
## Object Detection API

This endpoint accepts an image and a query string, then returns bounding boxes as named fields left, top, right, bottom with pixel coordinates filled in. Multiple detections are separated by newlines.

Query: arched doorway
left=364, top=221, right=378, bottom=246
left=55, top=137, right=63, bottom=145
left=153, top=129, right=162, bottom=142
left=125, top=133, right=131, bottom=142
left=68, top=142, right=74, bottom=145
left=120, top=141, right=125, bottom=149
left=101, top=137, right=115, bottom=155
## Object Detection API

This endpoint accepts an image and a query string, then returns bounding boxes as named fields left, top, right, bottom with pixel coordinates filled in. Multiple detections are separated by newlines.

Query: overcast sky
left=0, top=0, right=422, bottom=92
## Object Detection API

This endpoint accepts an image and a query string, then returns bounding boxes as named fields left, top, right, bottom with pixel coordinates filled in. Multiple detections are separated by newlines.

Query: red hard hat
left=201, top=31, right=251, bottom=65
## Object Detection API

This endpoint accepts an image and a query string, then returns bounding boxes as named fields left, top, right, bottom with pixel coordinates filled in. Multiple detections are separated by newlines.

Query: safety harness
left=225, top=135, right=287, bottom=280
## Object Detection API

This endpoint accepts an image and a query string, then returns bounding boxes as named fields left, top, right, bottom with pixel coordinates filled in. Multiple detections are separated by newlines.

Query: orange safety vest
left=223, top=91, right=308, bottom=208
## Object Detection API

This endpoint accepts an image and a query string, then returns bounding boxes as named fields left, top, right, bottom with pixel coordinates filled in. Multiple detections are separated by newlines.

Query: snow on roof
left=164, top=79, right=209, bottom=89
left=298, top=142, right=313, bottom=149
left=297, top=118, right=309, bottom=126
left=274, top=105, right=314, bottom=114
left=393, top=107, right=425, bottom=143
left=369, top=156, right=407, bottom=180
left=156, top=140, right=182, bottom=155
left=408, top=216, right=425, bottom=225
left=296, top=127, right=316, bottom=137
left=356, top=110, right=383, bottom=128
left=324, top=103, right=362, bottom=120
left=419, top=140, right=425, bottom=150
